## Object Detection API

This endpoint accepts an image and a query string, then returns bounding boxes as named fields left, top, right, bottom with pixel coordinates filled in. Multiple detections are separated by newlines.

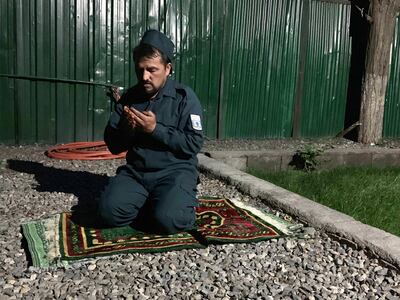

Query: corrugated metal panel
left=0, top=0, right=356, bottom=143
left=165, top=0, right=223, bottom=139
left=384, top=16, right=400, bottom=138
left=0, top=0, right=17, bottom=143
left=299, top=0, right=351, bottom=137
left=0, top=0, right=222, bottom=143
left=55, top=0, right=75, bottom=143
left=220, top=0, right=302, bottom=138
left=15, top=0, right=37, bottom=143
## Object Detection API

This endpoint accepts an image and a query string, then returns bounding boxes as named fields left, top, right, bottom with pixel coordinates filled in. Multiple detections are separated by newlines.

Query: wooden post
left=358, top=0, right=400, bottom=144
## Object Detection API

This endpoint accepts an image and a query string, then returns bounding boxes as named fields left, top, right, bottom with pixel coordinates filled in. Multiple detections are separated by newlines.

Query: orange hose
left=46, top=141, right=126, bottom=160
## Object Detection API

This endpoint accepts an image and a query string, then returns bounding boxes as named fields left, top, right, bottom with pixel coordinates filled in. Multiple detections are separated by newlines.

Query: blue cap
left=140, top=29, right=174, bottom=61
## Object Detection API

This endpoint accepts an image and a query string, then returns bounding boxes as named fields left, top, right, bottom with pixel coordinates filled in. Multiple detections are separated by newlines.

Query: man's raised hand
left=130, top=107, right=157, bottom=133
left=121, top=106, right=137, bottom=130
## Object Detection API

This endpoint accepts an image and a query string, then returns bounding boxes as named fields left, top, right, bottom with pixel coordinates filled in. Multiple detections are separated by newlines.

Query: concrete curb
left=197, top=153, right=400, bottom=268
left=205, top=148, right=400, bottom=171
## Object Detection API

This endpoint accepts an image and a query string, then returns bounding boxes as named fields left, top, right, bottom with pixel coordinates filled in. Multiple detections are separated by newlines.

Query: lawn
left=248, top=166, right=400, bottom=237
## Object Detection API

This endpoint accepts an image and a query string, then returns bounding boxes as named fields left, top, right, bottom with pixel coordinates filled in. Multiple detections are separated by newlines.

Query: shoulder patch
left=190, top=114, right=202, bottom=130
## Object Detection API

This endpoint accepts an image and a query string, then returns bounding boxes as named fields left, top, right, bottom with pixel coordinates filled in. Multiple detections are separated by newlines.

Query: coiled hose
left=46, top=141, right=126, bottom=160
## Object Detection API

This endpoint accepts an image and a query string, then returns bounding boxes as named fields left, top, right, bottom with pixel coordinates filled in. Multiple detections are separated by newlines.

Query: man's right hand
left=120, top=106, right=137, bottom=131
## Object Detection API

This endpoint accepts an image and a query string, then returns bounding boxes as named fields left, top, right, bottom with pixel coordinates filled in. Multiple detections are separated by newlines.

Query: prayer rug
left=21, top=197, right=297, bottom=267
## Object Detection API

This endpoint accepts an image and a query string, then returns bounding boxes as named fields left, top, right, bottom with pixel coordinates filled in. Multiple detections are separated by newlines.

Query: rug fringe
left=21, top=214, right=68, bottom=268
left=229, top=199, right=302, bottom=236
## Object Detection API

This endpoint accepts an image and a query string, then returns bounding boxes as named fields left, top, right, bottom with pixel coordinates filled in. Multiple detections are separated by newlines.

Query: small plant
left=291, top=145, right=323, bottom=172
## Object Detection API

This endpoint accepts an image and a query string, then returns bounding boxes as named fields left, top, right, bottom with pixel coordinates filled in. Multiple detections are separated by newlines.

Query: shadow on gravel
left=7, top=159, right=109, bottom=227
left=20, top=229, right=33, bottom=266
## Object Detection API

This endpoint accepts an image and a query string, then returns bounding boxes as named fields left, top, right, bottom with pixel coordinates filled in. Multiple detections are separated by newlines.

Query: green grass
left=248, top=166, right=400, bottom=236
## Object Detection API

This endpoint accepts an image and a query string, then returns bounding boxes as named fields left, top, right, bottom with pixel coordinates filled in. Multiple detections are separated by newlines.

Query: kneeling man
left=99, top=30, right=204, bottom=234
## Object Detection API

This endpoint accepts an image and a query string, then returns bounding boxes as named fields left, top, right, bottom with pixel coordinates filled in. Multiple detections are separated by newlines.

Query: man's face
left=135, top=55, right=171, bottom=97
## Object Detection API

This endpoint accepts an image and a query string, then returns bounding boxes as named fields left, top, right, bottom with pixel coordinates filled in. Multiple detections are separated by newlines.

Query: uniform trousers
left=98, top=165, right=198, bottom=234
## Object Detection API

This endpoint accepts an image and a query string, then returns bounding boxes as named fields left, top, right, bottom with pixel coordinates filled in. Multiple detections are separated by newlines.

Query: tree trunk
left=358, top=0, right=400, bottom=144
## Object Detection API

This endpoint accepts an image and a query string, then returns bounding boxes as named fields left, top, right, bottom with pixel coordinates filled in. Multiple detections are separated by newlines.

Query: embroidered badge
left=190, top=114, right=202, bottom=130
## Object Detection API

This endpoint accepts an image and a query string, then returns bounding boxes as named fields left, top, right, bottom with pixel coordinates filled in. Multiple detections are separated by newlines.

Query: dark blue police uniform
left=98, top=77, right=204, bottom=234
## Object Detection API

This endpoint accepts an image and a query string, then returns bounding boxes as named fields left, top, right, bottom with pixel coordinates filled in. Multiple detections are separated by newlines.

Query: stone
left=356, top=274, right=368, bottom=282
left=303, top=227, right=317, bottom=238
left=88, top=264, right=97, bottom=271
left=377, top=268, right=388, bottom=276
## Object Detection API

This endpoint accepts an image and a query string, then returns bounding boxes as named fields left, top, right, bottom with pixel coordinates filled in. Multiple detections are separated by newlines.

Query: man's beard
left=142, top=82, right=157, bottom=95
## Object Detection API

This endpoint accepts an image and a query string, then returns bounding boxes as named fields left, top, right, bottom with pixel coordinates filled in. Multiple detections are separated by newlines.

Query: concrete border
left=197, top=153, right=400, bottom=268
left=205, top=148, right=400, bottom=171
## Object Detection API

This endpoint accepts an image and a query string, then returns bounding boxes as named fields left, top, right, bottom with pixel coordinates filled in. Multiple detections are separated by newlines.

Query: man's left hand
left=129, top=107, right=157, bottom=133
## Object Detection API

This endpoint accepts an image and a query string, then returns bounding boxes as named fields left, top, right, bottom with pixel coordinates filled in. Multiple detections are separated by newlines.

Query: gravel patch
left=1, top=144, right=400, bottom=299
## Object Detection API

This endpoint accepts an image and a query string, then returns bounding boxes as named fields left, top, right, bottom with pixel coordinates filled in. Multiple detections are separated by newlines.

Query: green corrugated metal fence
left=0, top=0, right=359, bottom=144
left=220, top=0, right=302, bottom=138
left=0, top=0, right=16, bottom=144
left=299, top=0, right=351, bottom=137
left=0, top=0, right=225, bottom=143
left=384, top=16, right=400, bottom=138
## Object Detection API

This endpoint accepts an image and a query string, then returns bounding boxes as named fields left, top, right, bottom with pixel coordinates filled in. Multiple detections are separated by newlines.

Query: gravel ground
left=1, top=143, right=400, bottom=299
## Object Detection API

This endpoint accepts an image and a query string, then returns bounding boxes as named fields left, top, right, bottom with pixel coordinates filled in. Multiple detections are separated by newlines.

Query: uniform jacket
left=104, top=78, right=204, bottom=172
